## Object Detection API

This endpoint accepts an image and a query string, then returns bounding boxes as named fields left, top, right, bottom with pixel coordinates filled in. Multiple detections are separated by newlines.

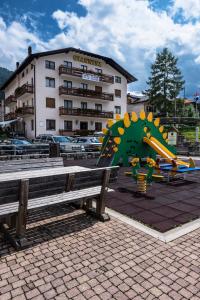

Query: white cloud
left=0, top=17, right=47, bottom=70
left=1, top=0, right=200, bottom=95
left=172, top=0, right=200, bottom=20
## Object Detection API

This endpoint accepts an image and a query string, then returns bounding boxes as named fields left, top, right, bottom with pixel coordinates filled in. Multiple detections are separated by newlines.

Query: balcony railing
left=59, top=65, right=114, bottom=84
left=59, top=107, right=114, bottom=119
left=59, top=129, right=73, bottom=136
left=15, top=84, right=34, bottom=98
left=5, top=95, right=17, bottom=106
left=4, top=112, right=17, bottom=121
left=15, top=106, right=34, bottom=115
left=59, top=86, right=114, bottom=101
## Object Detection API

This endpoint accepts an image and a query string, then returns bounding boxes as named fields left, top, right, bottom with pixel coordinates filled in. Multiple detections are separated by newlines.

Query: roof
left=1, top=47, right=137, bottom=90
left=127, top=93, right=149, bottom=104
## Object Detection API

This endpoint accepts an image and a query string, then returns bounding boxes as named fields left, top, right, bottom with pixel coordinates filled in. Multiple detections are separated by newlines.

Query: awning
left=0, top=119, right=19, bottom=127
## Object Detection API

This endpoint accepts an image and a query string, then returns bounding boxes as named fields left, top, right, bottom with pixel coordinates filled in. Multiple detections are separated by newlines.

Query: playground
left=72, top=110, right=200, bottom=239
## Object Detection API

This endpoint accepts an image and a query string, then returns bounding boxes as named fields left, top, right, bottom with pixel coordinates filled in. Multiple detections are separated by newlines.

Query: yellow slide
left=143, top=136, right=189, bottom=168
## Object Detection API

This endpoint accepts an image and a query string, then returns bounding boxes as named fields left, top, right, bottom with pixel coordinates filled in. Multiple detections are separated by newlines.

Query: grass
left=180, top=127, right=200, bottom=142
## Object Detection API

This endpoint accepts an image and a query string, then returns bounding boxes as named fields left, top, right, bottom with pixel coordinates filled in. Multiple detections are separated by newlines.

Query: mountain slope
left=0, top=67, right=13, bottom=99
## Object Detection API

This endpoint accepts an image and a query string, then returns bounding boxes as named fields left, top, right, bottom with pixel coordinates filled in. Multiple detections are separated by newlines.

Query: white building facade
left=2, top=47, right=136, bottom=139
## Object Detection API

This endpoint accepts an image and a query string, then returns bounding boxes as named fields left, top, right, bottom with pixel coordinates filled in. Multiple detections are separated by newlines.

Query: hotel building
left=1, top=47, right=136, bottom=138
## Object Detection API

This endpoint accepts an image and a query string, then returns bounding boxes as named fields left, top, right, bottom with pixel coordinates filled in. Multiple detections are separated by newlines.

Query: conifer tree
left=144, top=48, right=185, bottom=116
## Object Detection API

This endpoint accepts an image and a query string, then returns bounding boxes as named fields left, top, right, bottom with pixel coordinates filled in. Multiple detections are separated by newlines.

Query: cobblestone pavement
left=0, top=205, right=200, bottom=300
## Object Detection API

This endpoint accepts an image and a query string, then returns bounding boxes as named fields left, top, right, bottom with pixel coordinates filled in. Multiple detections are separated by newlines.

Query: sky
left=0, top=0, right=200, bottom=98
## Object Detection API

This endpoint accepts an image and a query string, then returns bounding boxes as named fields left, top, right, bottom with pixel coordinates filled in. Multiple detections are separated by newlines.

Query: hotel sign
left=82, top=73, right=100, bottom=82
left=73, top=55, right=102, bottom=67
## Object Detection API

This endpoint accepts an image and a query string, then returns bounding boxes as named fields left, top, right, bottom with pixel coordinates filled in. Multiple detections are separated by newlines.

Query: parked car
left=73, top=137, right=102, bottom=152
left=34, top=134, right=84, bottom=153
left=0, top=139, right=49, bottom=155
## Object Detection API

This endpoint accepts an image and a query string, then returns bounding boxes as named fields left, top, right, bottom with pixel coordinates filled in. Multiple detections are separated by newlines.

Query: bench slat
left=0, top=186, right=114, bottom=216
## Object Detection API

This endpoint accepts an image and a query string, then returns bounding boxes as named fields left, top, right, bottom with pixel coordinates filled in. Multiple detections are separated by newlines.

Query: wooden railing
left=5, top=95, right=17, bottom=105
left=59, top=107, right=114, bottom=118
left=59, top=86, right=114, bottom=101
left=59, top=65, right=114, bottom=84
left=4, top=112, right=17, bottom=121
left=15, top=106, right=34, bottom=115
left=59, top=129, right=73, bottom=136
left=15, top=84, right=34, bottom=98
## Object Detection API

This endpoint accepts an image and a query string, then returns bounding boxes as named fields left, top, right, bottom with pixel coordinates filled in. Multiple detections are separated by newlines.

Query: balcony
left=4, top=112, right=17, bottom=121
left=59, top=107, right=114, bottom=119
left=5, top=95, right=17, bottom=106
left=15, top=106, right=34, bottom=116
left=59, top=86, right=114, bottom=101
left=59, top=129, right=73, bottom=136
left=59, top=65, right=114, bottom=84
left=15, top=84, right=34, bottom=98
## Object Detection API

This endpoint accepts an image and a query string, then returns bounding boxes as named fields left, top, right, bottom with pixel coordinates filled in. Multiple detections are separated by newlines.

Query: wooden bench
left=0, top=166, right=118, bottom=249
left=0, top=157, right=64, bottom=173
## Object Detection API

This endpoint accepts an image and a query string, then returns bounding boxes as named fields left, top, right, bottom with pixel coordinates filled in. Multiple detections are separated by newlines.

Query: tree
left=144, top=48, right=185, bottom=116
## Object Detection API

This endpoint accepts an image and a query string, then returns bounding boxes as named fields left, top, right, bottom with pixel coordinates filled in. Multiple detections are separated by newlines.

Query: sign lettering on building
left=73, top=55, right=102, bottom=67
left=82, top=73, right=100, bottom=82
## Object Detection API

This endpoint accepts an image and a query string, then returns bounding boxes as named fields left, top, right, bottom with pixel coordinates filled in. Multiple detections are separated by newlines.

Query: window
left=31, top=64, right=34, bottom=70
left=22, top=72, right=24, bottom=78
left=46, top=119, right=56, bottom=130
left=64, top=61, right=72, bottom=68
left=64, top=120, right=73, bottom=131
left=46, top=77, right=55, bottom=88
left=95, top=86, right=102, bottom=93
left=63, top=80, right=72, bottom=88
left=81, top=65, right=87, bottom=71
left=80, top=122, right=88, bottom=130
left=26, top=68, right=28, bottom=74
left=64, top=100, right=73, bottom=109
left=115, top=76, right=121, bottom=83
left=115, top=89, right=121, bottom=98
left=45, top=60, right=55, bottom=70
left=115, top=106, right=121, bottom=114
left=95, top=122, right=102, bottom=131
left=81, top=102, right=87, bottom=109
left=46, top=97, right=55, bottom=108
left=95, top=104, right=102, bottom=111
left=31, top=120, right=34, bottom=131
left=95, top=68, right=102, bottom=74
left=80, top=83, right=88, bottom=89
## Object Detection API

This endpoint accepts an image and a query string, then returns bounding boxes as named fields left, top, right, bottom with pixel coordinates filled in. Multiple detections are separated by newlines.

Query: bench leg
left=87, top=169, right=111, bottom=222
left=15, top=179, right=29, bottom=249
left=0, top=223, right=21, bottom=250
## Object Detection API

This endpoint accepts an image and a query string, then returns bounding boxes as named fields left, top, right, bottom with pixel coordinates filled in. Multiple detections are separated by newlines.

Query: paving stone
left=0, top=172, right=200, bottom=300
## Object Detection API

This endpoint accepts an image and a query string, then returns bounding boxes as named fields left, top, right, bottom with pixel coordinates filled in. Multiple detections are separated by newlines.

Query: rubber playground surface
left=65, top=158, right=200, bottom=233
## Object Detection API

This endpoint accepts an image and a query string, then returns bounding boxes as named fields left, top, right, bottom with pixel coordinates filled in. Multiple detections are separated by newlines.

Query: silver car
left=73, top=136, right=102, bottom=152
left=34, top=135, right=84, bottom=153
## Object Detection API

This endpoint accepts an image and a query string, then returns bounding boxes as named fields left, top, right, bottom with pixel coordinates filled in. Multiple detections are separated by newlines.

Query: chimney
left=28, top=46, right=32, bottom=56
left=16, top=62, right=19, bottom=69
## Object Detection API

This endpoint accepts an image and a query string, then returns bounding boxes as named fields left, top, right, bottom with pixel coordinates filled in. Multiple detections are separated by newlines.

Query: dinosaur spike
left=118, top=127, right=125, bottom=135
left=147, top=112, right=153, bottom=122
left=159, top=126, right=164, bottom=133
left=114, top=137, right=121, bottom=145
left=147, top=132, right=151, bottom=138
left=163, top=132, right=167, bottom=139
left=113, top=147, right=118, bottom=152
left=131, top=111, right=138, bottom=122
left=107, top=119, right=114, bottom=128
left=154, top=118, right=160, bottom=127
left=124, top=113, right=131, bottom=128
left=140, top=110, right=146, bottom=120
left=144, top=127, right=148, bottom=133
left=99, top=137, right=104, bottom=143
left=102, top=128, right=108, bottom=135
left=115, top=114, right=121, bottom=121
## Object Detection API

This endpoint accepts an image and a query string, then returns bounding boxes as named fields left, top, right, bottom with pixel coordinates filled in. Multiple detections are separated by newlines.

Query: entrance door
left=80, top=122, right=88, bottom=130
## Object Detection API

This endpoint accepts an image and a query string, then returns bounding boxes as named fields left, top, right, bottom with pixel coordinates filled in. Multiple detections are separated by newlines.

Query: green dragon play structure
left=97, top=111, right=200, bottom=192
